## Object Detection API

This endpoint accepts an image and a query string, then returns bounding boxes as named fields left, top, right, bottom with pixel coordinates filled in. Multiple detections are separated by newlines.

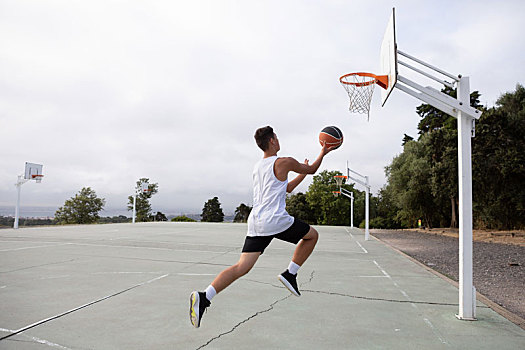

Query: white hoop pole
left=347, top=161, right=371, bottom=240
left=13, top=175, right=29, bottom=229
left=14, top=177, right=22, bottom=229
left=341, top=188, right=354, bottom=227
left=456, top=76, right=476, bottom=320
left=132, top=193, right=137, bottom=224
left=351, top=195, right=354, bottom=228
left=394, top=56, right=478, bottom=319
left=364, top=177, right=370, bottom=240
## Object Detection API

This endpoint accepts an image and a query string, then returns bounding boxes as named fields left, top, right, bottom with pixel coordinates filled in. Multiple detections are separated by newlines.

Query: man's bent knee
left=303, top=227, right=318, bottom=241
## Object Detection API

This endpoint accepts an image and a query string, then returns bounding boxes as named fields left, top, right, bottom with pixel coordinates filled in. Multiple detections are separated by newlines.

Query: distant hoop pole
left=14, top=169, right=44, bottom=229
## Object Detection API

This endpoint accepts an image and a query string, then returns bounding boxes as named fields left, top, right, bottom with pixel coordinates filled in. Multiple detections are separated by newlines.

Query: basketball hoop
left=31, top=174, right=44, bottom=183
left=340, top=73, right=388, bottom=117
left=332, top=191, right=341, bottom=197
left=334, top=175, right=347, bottom=187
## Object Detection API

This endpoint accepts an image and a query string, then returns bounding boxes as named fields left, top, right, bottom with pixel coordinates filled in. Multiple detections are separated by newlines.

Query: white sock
left=288, top=261, right=301, bottom=275
left=205, top=285, right=216, bottom=301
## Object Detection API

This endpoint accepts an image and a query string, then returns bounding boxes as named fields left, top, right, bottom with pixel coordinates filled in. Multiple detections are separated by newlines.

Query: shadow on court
left=1, top=223, right=524, bottom=349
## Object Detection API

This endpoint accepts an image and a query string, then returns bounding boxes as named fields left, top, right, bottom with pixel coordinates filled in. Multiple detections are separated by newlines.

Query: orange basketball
left=319, top=126, right=343, bottom=149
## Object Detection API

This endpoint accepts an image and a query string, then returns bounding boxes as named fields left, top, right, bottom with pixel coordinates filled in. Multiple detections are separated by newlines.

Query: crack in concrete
left=0, top=259, right=78, bottom=274
left=300, top=289, right=490, bottom=308
left=0, top=274, right=169, bottom=342
left=195, top=271, right=315, bottom=349
left=243, top=275, right=490, bottom=308
left=195, top=294, right=291, bottom=350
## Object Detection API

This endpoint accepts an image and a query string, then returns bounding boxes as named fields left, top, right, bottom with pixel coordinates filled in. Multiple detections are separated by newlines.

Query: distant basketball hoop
left=32, top=174, right=44, bottom=183
left=334, top=175, right=347, bottom=187
left=14, top=162, right=44, bottom=229
left=141, top=182, right=151, bottom=194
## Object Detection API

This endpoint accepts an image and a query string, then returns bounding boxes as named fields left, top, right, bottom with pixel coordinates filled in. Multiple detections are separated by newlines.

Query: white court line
left=0, top=243, right=68, bottom=252
left=0, top=327, right=71, bottom=349
left=39, top=275, right=70, bottom=280
left=107, top=230, right=204, bottom=240
left=373, top=260, right=449, bottom=346
left=0, top=285, right=6, bottom=289
left=64, top=242, right=229, bottom=254
left=309, top=249, right=367, bottom=254
left=344, top=227, right=355, bottom=238
left=176, top=273, right=216, bottom=276
left=91, top=271, right=165, bottom=275
left=373, top=260, right=391, bottom=278
left=177, top=242, right=238, bottom=248
left=424, top=318, right=449, bottom=345
left=0, top=274, right=169, bottom=342
left=355, top=241, right=368, bottom=253
left=0, top=240, right=65, bottom=244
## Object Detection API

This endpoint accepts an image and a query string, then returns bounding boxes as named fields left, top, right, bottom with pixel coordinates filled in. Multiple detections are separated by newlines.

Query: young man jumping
left=190, top=126, right=333, bottom=328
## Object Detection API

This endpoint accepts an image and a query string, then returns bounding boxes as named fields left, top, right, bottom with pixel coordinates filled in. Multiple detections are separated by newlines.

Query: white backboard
left=380, top=8, right=397, bottom=106
left=24, top=162, right=43, bottom=180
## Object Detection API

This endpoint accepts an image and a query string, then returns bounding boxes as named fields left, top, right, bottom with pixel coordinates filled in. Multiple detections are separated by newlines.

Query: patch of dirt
left=407, top=227, right=525, bottom=246
left=371, top=229, right=525, bottom=323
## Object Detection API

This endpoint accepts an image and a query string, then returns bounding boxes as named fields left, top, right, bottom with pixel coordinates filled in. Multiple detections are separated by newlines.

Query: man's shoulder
left=276, top=156, right=297, bottom=163
left=275, top=157, right=298, bottom=170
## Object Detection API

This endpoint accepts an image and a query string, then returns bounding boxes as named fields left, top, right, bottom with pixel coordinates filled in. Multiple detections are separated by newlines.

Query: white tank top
left=247, top=156, right=294, bottom=236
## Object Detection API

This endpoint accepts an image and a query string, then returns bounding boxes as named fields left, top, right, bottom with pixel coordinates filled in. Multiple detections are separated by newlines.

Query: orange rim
left=339, top=72, right=388, bottom=89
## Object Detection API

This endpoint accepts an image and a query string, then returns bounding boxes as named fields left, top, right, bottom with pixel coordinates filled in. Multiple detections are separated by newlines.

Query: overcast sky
left=1, top=0, right=524, bottom=216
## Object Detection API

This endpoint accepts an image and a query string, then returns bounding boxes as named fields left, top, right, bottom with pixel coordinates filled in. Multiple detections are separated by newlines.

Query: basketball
left=319, top=126, right=343, bottom=149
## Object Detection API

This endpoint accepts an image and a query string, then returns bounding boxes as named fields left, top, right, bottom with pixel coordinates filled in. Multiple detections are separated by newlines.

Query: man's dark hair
left=254, top=126, right=275, bottom=151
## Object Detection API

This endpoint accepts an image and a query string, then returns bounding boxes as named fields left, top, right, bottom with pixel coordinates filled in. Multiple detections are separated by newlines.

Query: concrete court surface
left=0, top=222, right=524, bottom=349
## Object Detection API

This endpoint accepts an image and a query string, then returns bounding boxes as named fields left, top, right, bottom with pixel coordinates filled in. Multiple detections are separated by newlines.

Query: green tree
left=386, top=137, right=436, bottom=228
left=417, top=87, right=482, bottom=135
left=171, top=215, right=197, bottom=222
left=472, top=84, right=525, bottom=229
left=401, top=133, right=414, bottom=146
left=55, top=187, right=105, bottom=224
left=127, top=178, right=159, bottom=222
left=286, top=192, right=315, bottom=224
left=371, top=185, right=403, bottom=229
left=154, top=212, right=168, bottom=221
left=201, top=197, right=224, bottom=222
left=233, top=203, right=252, bottom=223
left=305, top=170, right=359, bottom=226
left=416, top=88, right=482, bottom=228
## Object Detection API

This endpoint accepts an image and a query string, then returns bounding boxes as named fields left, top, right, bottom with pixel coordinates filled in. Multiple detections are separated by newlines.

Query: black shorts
left=242, top=218, right=311, bottom=255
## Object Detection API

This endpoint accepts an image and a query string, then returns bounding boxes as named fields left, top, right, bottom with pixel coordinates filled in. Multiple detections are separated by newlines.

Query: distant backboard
left=141, top=181, right=150, bottom=193
left=24, top=162, right=43, bottom=180
left=380, top=8, right=397, bottom=106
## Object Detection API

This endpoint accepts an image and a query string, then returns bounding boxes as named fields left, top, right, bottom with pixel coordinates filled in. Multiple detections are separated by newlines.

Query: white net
left=334, top=176, right=345, bottom=187
left=340, top=73, right=376, bottom=117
